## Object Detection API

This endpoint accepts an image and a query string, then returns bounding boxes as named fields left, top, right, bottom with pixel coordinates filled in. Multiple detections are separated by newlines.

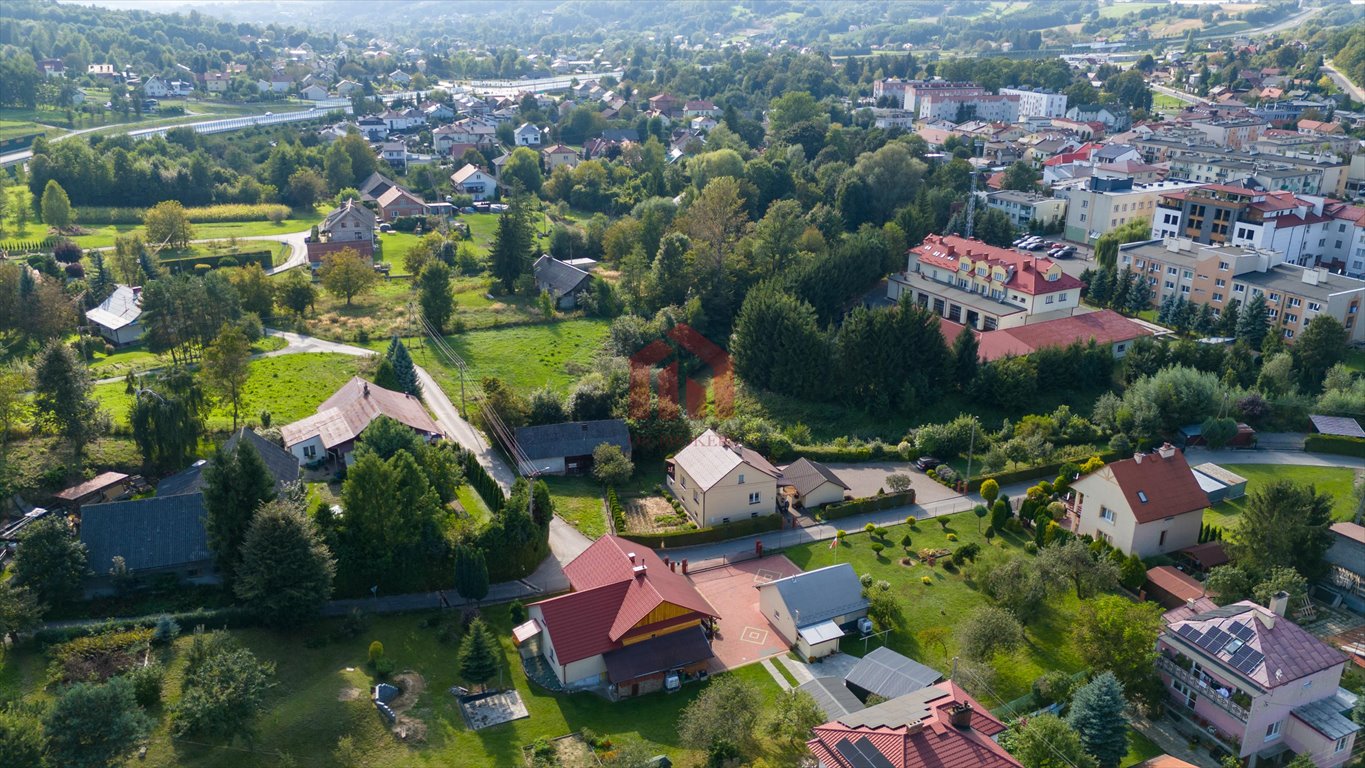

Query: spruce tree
left=202, top=442, right=276, bottom=585
left=453, top=545, right=489, bottom=603
left=33, top=341, right=106, bottom=463
left=459, top=618, right=499, bottom=691
left=1066, top=672, right=1129, bottom=768
left=1236, top=292, right=1269, bottom=350
left=234, top=497, right=336, bottom=627
left=385, top=336, right=419, bottom=396
left=951, top=325, right=979, bottom=390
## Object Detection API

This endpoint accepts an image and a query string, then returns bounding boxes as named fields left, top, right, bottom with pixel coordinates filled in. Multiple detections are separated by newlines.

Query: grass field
left=0, top=118, right=64, bottom=142
left=1203, top=464, right=1359, bottom=530
left=785, top=510, right=1086, bottom=703
left=404, top=319, right=611, bottom=398
left=1098, top=2, right=1165, bottom=18
left=541, top=466, right=661, bottom=538
left=93, top=352, right=362, bottom=432
left=69, top=211, right=322, bottom=250
left=1152, top=92, right=1186, bottom=112
left=0, top=605, right=782, bottom=768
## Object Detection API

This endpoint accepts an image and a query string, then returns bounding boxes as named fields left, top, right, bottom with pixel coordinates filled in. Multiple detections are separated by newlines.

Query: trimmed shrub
left=1305, top=434, right=1365, bottom=457
left=822, top=491, right=915, bottom=520
left=617, top=514, right=781, bottom=548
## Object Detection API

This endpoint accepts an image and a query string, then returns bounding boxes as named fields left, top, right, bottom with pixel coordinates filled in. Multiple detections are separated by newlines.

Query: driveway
left=824, top=462, right=960, bottom=506
left=689, top=557, right=804, bottom=671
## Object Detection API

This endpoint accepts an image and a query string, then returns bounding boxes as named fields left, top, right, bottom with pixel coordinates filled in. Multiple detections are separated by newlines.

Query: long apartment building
left=1118, top=238, right=1365, bottom=343
left=1151, top=184, right=1365, bottom=277
left=999, top=87, right=1067, bottom=119
left=919, top=93, right=1019, bottom=123
left=888, top=234, right=1082, bottom=331
left=1132, top=137, right=1347, bottom=197
left=899, top=80, right=985, bottom=113
left=1058, top=175, right=1201, bottom=243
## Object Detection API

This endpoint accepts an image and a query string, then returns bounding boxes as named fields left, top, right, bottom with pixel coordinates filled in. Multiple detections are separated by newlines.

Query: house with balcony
left=666, top=429, right=779, bottom=528
left=1067, top=443, right=1207, bottom=558
left=1158, top=596, right=1359, bottom=767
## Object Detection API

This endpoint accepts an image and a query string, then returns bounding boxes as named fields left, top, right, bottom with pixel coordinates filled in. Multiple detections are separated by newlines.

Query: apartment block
left=999, top=87, right=1067, bottom=119
left=982, top=189, right=1066, bottom=229
left=1059, top=175, right=1200, bottom=243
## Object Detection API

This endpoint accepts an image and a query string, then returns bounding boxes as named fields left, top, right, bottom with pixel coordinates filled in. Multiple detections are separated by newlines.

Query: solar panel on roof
left=836, top=737, right=896, bottom=768
left=1197, top=628, right=1231, bottom=652
left=1235, top=651, right=1264, bottom=675
left=1176, top=624, right=1203, bottom=643
left=1230, top=622, right=1254, bottom=641
left=1227, top=644, right=1253, bottom=667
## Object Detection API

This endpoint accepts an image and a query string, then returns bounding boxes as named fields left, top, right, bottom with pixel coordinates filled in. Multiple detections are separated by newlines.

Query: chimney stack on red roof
left=1157, top=442, right=1177, bottom=459
left=948, top=702, right=974, bottom=730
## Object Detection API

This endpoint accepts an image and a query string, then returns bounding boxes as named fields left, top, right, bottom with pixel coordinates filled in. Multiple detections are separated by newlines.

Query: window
left=1308, top=301, right=1321, bottom=312
left=1182, top=270, right=1192, bottom=279
left=748, top=492, right=761, bottom=505
left=1181, top=285, right=1190, bottom=294
left=1269, top=292, right=1280, bottom=302
left=1137, top=491, right=1149, bottom=503
left=1079, top=213, right=1087, bottom=223
left=303, top=444, right=316, bottom=459
left=693, top=490, right=699, bottom=503
left=1159, top=530, right=1167, bottom=546
left=1265, top=720, right=1282, bottom=743
left=1046, top=295, right=1054, bottom=304
left=737, top=474, right=745, bottom=485
left=1284, top=328, right=1295, bottom=339
left=1337, top=736, right=1351, bottom=754
left=1165, top=280, right=1175, bottom=290
left=1215, top=278, right=1226, bottom=287
left=1234, top=284, right=1245, bottom=293
left=1168, top=266, right=1178, bottom=275
left=1219, top=261, right=1230, bottom=271
left=1213, top=292, right=1223, bottom=302
left=1100, top=507, right=1115, bottom=523
left=1288, top=297, right=1301, bottom=308
left=681, top=476, right=687, bottom=488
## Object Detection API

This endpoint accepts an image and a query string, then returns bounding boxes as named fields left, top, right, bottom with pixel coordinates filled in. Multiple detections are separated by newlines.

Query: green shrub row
left=1305, top=434, right=1365, bottom=458
left=789, top=442, right=895, bottom=463
left=160, top=249, right=273, bottom=273
left=618, top=513, right=782, bottom=549
left=967, top=451, right=1120, bottom=492
left=458, top=449, right=506, bottom=513
left=75, top=203, right=294, bottom=225
left=821, top=490, right=916, bottom=520
left=0, top=237, right=58, bottom=253
left=33, top=606, right=256, bottom=645
left=607, top=487, right=625, bottom=533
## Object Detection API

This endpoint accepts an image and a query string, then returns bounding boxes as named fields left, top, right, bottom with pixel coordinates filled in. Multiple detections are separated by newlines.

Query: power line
left=952, top=661, right=1087, bottom=768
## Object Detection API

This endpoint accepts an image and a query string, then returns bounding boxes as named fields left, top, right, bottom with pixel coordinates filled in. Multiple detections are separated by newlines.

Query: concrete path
left=775, top=654, right=815, bottom=686
left=760, top=658, right=792, bottom=692
left=1184, top=445, right=1365, bottom=469
left=1324, top=60, right=1365, bottom=104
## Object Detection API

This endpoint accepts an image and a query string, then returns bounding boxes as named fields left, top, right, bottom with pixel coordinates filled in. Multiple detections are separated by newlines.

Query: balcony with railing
left=1157, top=653, right=1252, bottom=722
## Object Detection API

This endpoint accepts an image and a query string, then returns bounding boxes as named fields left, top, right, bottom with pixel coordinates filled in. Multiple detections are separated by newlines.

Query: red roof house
left=520, top=536, right=719, bottom=697
left=806, top=680, right=1020, bottom=768
left=1068, top=444, right=1209, bottom=558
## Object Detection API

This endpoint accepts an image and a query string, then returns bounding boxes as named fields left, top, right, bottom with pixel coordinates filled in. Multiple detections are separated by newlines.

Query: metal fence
left=128, top=102, right=351, bottom=140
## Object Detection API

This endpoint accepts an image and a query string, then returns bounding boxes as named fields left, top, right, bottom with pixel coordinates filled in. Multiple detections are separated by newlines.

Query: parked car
left=914, top=456, right=943, bottom=472
left=378, top=223, right=393, bottom=233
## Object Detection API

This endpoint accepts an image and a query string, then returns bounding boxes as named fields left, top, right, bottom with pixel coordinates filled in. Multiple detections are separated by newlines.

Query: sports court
left=688, top=555, right=804, bottom=670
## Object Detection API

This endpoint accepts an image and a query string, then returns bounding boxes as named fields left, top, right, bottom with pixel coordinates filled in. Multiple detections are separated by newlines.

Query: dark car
left=914, top=456, right=942, bottom=472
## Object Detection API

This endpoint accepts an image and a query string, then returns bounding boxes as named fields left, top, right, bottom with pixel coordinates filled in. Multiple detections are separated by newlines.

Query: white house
left=300, top=84, right=330, bottom=101
left=690, top=115, right=718, bottom=132
left=450, top=164, right=498, bottom=201
left=142, top=77, right=172, bottom=99
left=85, top=285, right=143, bottom=346
left=514, top=122, right=542, bottom=146
left=666, top=429, right=779, bottom=528
left=757, top=564, right=869, bottom=660
left=335, top=79, right=362, bottom=96
left=777, top=458, right=850, bottom=510
left=1067, top=444, right=1208, bottom=558
left=256, top=77, right=292, bottom=94
left=388, top=70, right=411, bottom=86
left=280, top=378, right=441, bottom=466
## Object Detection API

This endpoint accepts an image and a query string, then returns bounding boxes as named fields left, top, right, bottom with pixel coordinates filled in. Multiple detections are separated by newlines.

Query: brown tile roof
left=280, top=377, right=441, bottom=450
left=1099, top=448, right=1208, bottom=524
left=306, top=239, right=374, bottom=265
left=1133, top=757, right=1200, bottom=768
left=1167, top=601, right=1347, bottom=689
left=1145, top=565, right=1205, bottom=604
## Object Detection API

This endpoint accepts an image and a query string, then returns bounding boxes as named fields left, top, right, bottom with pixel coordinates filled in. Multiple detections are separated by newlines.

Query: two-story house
left=887, top=234, right=1083, bottom=331
left=514, top=122, right=542, bottom=146
left=306, top=200, right=376, bottom=269
left=666, top=429, right=779, bottom=527
left=450, top=164, right=499, bottom=201
left=1068, top=444, right=1207, bottom=557
left=1158, top=597, right=1359, bottom=766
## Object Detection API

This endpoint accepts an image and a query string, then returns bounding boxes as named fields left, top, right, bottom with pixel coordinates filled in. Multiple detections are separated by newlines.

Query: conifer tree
left=385, top=336, right=419, bottom=396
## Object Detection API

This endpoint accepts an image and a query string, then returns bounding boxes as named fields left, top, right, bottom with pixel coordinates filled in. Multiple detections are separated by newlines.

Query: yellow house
left=666, top=429, right=779, bottom=527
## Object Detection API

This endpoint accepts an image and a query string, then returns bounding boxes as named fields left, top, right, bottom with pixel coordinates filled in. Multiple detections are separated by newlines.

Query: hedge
left=1305, top=434, right=1365, bottom=457
left=619, top=513, right=782, bottom=549
left=790, top=442, right=894, bottom=463
left=459, top=448, right=506, bottom=513
left=0, top=236, right=58, bottom=253
left=161, top=249, right=273, bottom=273
left=967, top=451, right=1120, bottom=492
left=821, top=490, right=916, bottom=520
left=33, top=606, right=256, bottom=645
left=75, top=203, right=295, bottom=226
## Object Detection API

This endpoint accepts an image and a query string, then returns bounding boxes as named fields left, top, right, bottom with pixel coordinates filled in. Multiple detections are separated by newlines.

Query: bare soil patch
left=623, top=496, right=693, bottom=534
left=389, top=671, right=427, bottom=742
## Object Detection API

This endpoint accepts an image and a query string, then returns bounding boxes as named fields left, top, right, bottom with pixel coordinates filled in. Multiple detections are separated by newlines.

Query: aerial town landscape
left=2, top=0, right=1365, bottom=766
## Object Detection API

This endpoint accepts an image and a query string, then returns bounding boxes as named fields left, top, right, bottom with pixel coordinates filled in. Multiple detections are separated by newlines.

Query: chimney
left=905, top=720, right=925, bottom=736
left=363, top=383, right=370, bottom=398
left=627, top=552, right=636, bottom=565
left=1269, top=590, right=1290, bottom=617
left=948, top=702, right=974, bottom=729
left=1133, top=452, right=1144, bottom=464
left=1157, top=442, right=1176, bottom=459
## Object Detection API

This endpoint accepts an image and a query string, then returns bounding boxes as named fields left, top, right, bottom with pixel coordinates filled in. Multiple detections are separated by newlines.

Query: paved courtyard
left=824, top=462, right=961, bottom=506
left=689, top=556, right=803, bottom=671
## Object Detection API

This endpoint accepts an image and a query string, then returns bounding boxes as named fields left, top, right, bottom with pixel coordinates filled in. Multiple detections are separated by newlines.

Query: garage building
left=778, top=457, right=851, bottom=510
left=513, top=419, right=631, bottom=476
left=757, top=564, right=868, bottom=660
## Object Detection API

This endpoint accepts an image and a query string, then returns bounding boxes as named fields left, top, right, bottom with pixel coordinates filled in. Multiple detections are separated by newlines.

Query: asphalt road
left=1323, top=60, right=1365, bottom=104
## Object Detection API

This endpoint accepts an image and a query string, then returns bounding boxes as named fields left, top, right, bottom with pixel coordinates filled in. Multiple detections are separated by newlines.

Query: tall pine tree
left=453, top=545, right=489, bottom=603
left=385, top=336, right=420, bottom=396
left=459, top=618, right=499, bottom=691
left=1236, top=292, right=1269, bottom=350
left=951, top=325, right=979, bottom=391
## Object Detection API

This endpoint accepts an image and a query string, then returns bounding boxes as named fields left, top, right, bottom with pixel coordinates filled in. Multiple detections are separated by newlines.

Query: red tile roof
left=531, top=536, right=718, bottom=665
left=912, top=234, right=1082, bottom=297
left=934, top=310, right=1148, bottom=363
left=1146, top=566, right=1206, bottom=604
left=807, top=680, right=1020, bottom=768
left=306, top=239, right=374, bottom=265
left=1088, top=447, right=1208, bottom=524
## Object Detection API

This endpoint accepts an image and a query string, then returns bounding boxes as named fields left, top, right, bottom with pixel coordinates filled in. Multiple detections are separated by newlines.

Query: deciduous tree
left=14, top=515, right=86, bottom=607
left=202, top=441, right=276, bottom=585
left=172, top=630, right=275, bottom=741
left=202, top=324, right=251, bottom=430
left=956, top=605, right=1023, bottom=661
left=591, top=443, right=634, bottom=486
left=40, top=178, right=73, bottom=229
left=1038, top=538, right=1119, bottom=599
left=1004, top=713, right=1097, bottom=768
left=1071, top=595, right=1162, bottom=706
left=143, top=200, right=194, bottom=249
left=319, top=248, right=377, bottom=306
left=678, top=675, right=762, bottom=754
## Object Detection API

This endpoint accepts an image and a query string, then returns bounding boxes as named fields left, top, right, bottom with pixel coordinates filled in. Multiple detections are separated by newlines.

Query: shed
left=843, top=646, right=943, bottom=703
left=1178, top=541, right=1230, bottom=572
left=1309, top=414, right=1365, bottom=438
left=798, top=677, right=866, bottom=720
left=1190, top=463, right=1247, bottom=503
left=54, top=472, right=133, bottom=510
left=778, top=458, right=851, bottom=510
left=1178, top=422, right=1256, bottom=448
left=85, top=285, right=143, bottom=345
left=512, top=419, right=631, bottom=476
left=756, top=564, right=869, bottom=660
left=1143, top=565, right=1206, bottom=609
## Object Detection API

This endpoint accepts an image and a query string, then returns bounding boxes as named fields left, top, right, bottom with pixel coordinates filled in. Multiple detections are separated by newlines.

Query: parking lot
left=822, top=462, right=963, bottom=507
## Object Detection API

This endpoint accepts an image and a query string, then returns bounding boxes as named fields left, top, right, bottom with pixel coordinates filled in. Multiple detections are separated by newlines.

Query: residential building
left=1117, top=239, right=1365, bottom=343
left=38, top=58, right=65, bottom=77
left=899, top=80, right=985, bottom=113
left=937, top=309, right=1153, bottom=362
left=85, top=284, right=143, bottom=345
left=756, top=564, right=869, bottom=660
left=256, top=77, right=292, bottom=94
left=335, top=79, right=362, bottom=96
left=143, top=76, right=172, bottom=98
left=666, top=428, right=779, bottom=527
left=647, top=93, right=679, bottom=117
left=300, top=84, right=329, bottom=101
left=357, top=116, right=388, bottom=141
left=872, top=78, right=912, bottom=104
left=387, top=69, right=411, bottom=86
left=1000, top=87, right=1068, bottom=119
left=683, top=99, right=719, bottom=118
left=156, top=428, right=299, bottom=498
left=80, top=493, right=214, bottom=589
left=304, top=238, right=374, bottom=270
left=1132, top=137, right=1346, bottom=197
left=776, top=458, right=850, bottom=510
left=378, top=108, right=424, bottom=131
left=690, top=115, right=718, bottom=132
left=449, top=164, right=498, bottom=201
left=982, top=189, right=1066, bottom=228
left=514, top=122, right=542, bottom=146
left=918, top=93, right=1019, bottom=124
left=541, top=143, right=579, bottom=171
left=512, top=419, right=631, bottom=476
left=1299, top=119, right=1344, bottom=137
left=517, top=536, right=719, bottom=696
left=1059, top=176, right=1200, bottom=243
left=887, top=234, right=1084, bottom=331
left=378, top=141, right=408, bottom=171
left=204, top=72, right=230, bottom=93
left=806, top=681, right=1021, bottom=768
left=532, top=255, right=593, bottom=309
left=1188, top=116, right=1266, bottom=150
left=1066, top=103, right=1127, bottom=129
left=376, top=185, right=425, bottom=221
left=320, top=199, right=377, bottom=244
left=1158, top=599, right=1359, bottom=766
left=1067, top=444, right=1207, bottom=557
left=280, top=377, right=442, bottom=466
left=1325, top=522, right=1364, bottom=613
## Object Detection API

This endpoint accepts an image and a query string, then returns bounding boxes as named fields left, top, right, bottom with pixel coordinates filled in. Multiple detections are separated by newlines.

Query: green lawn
left=1203, top=464, right=1359, bottom=530
left=1098, top=1, right=1164, bottom=18
left=541, top=466, right=660, bottom=538
left=785, top=510, right=1087, bottom=703
left=93, top=352, right=362, bottom=432
left=0, top=605, right=782, bottom=768
left=455, top=483, right=491, bottom=525
left=1122, top=728, right=1165, bottom=767
left=69, top=211, right=323, bottom=250
left=404, top=319, right=611, bottom=397
left=1343, top=348, right=1365, bottom=374
left=0, top=118, right=64, bottom=142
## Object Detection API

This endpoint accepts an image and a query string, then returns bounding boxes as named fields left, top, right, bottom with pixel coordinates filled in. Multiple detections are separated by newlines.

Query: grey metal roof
left=758, top=563, right=868, bottom=628
left=845, top=647, right=943, bottom=701
left=1292, top=698, right=1361, bottom=741
left=513, top=419, right=630, bottom=461
left=779, top=458, right=850, bottom=497
left=158, top=429, right=299, bottom=497
left=799, top=677, right=866, bottom=720
left=532, top=255, right=592, bottom=299
left=1310, top=414, right=1365, bottom=438
left=156, top=460, right=208, bottom=497
left=80, top=493, right=211, bottom=574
